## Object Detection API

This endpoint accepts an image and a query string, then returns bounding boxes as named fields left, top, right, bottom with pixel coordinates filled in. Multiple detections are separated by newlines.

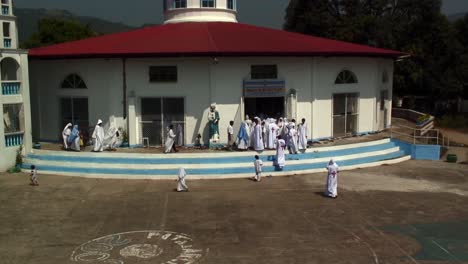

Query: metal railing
left=390, top=124, right=440, bottom=145
left=4, top=132, right=24, bottom=147
left=2, top=82, right=21, bottom=95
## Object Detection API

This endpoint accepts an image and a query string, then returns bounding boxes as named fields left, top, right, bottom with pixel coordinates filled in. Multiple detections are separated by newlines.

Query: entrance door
left=333, top=93, right=358, bottom=137
left=244, top=97, right=284, bottom=119
left=60, top=97, right=89, bottom=137
left=141, top=97, right=184, bottom=147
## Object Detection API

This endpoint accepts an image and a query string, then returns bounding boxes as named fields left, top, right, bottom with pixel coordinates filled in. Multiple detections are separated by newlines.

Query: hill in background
left=15, top=8, right=137, bottom=43
left=448, top=12, right=467, bottom=21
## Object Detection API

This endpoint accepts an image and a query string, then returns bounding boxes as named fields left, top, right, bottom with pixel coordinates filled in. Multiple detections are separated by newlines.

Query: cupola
left=163, top=0, right=238, bottom=24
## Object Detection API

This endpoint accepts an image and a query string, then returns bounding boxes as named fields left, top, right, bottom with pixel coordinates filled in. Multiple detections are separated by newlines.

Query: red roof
left=28, top=22, right=403, bottom=59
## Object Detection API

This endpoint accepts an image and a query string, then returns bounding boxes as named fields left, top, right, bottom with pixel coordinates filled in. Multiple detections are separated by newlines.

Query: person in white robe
left=176, top=168, right=189, bottom=192
left=274, top=136, right=286, bottom=169
left=280, top=118, right=289, bottom=145
left=261, top=120, right=267, bottom=147
left=62, top=123, right=72, bottom=150
left=68, top=125, right=81, bottom=151
left=249, top=117, right=256, bottom=149
left=325, top=159, right=339, bottom=198
left=287, top=123, right=298, bottom=154
left=253, top=119, right=264, bottom=151
left=92, top=119, right=105, bottom=152
left=176, top=124, right=183, bottom=146
left=267, top=120, right=278, bottom=149
left=253, top=155, right=263, bottom=182
left=164, top=124, right=177, bottom=153
left=298, top=118, right=308, bottom=151
left=103, top=126, right=120, bottom=151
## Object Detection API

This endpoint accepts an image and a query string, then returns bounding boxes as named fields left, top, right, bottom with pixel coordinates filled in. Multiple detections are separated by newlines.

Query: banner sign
left=243, top=79, right=286, bottom=98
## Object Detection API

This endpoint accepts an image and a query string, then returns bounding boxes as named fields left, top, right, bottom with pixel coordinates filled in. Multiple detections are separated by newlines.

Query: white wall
left=29, top=56, right=394, bottom=147
left=0, top=52, right=31, bottom=171
left=29, top=59, right=124, bottom=141
left=312, top=57, right=393, bottom=139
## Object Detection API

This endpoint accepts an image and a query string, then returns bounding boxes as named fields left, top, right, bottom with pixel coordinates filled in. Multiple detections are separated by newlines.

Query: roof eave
left=28, top=51, right=404, bottom=60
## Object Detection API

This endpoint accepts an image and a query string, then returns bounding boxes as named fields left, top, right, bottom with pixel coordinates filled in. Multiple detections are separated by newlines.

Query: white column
left=127, top=96, right=138, bottom=146
left=20, top=53, right=32, bottom=154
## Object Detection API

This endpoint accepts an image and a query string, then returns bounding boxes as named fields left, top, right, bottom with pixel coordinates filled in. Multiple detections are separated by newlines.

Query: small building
left=28, top=0, right=402, bottom=147
left=0, top=0, right=31, bottom=171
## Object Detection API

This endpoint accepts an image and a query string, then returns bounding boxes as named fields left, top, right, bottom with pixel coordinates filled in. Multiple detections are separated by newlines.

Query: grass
left=436, top=114, right=468, bottom=130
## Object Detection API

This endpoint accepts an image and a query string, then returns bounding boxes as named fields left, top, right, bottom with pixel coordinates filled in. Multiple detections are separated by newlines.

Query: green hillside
left=15, top=8, right=136, bottom=43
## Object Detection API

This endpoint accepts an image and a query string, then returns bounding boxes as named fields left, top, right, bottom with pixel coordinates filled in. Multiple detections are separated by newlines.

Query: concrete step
left=22, top=138, right=410, bottom=179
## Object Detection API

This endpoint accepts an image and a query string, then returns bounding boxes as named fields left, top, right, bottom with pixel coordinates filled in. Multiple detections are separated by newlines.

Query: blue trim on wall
left=391, top=139, right=440, bottom=161
left=27, top=142, right=398, bottom=165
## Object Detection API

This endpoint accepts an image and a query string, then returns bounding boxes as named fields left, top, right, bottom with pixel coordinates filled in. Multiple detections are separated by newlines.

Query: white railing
left=392, top=108, right=435, bottom=136
left=390, top=124, right=440, bottom=145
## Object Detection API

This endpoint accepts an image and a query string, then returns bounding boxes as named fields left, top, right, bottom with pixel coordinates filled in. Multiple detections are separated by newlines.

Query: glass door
left=333, top=93, right=358, bottom=137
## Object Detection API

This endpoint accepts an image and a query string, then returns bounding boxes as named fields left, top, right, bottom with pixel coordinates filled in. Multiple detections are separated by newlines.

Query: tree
left=22, top=17, right=97, bottom=49
left=454, top=15, right=468, bottom=100
left=284, top=0, right=461, bottom=113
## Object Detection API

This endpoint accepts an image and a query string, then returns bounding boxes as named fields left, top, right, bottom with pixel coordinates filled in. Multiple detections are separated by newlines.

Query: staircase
left=22, top=138, right=410, bottom=179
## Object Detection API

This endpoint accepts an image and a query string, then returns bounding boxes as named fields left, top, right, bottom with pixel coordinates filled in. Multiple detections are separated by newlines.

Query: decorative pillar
left=127, top=95, right=138, bottom=147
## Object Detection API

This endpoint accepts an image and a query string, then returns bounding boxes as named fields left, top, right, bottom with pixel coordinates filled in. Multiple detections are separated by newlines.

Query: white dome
left=163, top=0, right=238, bottom=24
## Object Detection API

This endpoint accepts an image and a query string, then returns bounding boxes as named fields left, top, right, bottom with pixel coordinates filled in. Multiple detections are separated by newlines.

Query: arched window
left=61, top=74, right=87, bottom=89
left=335, top=70, right=358, bottom=84
left=382, top=70, right=389, bottom=83
left=1, top=57, right=20, bottom=81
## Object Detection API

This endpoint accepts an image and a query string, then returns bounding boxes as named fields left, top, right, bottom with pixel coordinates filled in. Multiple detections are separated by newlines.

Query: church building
left=0, top=0, right=31, bottom=171
left=28, top=0, right=403, bottom=148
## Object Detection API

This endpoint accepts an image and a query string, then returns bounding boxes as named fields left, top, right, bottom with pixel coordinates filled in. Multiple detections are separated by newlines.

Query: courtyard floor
left=1, top=160, right=467, bottom=263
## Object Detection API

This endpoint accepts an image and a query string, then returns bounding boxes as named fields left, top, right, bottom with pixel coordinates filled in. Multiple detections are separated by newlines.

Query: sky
left=13, top=0, right=468, bottom=29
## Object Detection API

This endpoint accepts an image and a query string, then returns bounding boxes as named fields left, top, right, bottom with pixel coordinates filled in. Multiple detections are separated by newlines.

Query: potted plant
left=8, top=146, right=23, bottom=173
left=195, top=133, right=202, bottom=147
left=121, top=130, right=130, bottom=148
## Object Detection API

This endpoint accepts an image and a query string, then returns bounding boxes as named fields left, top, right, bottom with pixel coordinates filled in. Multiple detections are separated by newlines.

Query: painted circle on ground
left=70, top=230, right=206, bottom=263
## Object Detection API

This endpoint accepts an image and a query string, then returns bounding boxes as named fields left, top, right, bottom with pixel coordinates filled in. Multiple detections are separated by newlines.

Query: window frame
left=3, top=103, right=24, bottom=134
left=250, top=65, right=278, bottom=80
left=2, top=22, right=10, bottom=38
left=227, top=0, right=236, bottom=10
left=149, top=66, right=178, bottom=83
left=201, top=0, right=216, bottom=8
left=61, top=74, right=87, bottom=89
left=173, top=0, right=187, bottom=8
left=335, top=70, right=358, bottom=84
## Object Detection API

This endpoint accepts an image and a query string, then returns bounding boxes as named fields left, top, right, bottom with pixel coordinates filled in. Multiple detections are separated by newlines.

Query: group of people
left=177, top=157, right=339, bottom=199
left=62, top=119, right=122, bottom=152
left=61, top=123, right=82, bottom=151
left=229, top=116, right=308, bottom=170
left=91, top=119, right=121, bottom=152
left=254, top=156, right=338, bottom=198
left=234, top=116, right=308, bottom=154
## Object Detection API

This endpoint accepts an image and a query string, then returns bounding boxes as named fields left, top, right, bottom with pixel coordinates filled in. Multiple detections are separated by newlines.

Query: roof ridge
left=203, top=23, right=219, bottom=53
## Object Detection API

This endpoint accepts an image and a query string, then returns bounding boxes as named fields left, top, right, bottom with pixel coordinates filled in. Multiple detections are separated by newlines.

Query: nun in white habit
left=176, top=168, right=189, bottom=192
left=165, top=124, right=177, bottom=153
left=62, top=123, right=72, bottom=150
left=274, top=136, right=286, bottom=169
left=287, top=123, right=298, bottom=154
left=92, top=119, right=105, bottom=152
left=325, top=159, right=339, bottom=198
left=266, top=119, right=278, bottom=149
left=298, top=118, right=308, bottom=151
left=253, top=118, right=264, bottom=151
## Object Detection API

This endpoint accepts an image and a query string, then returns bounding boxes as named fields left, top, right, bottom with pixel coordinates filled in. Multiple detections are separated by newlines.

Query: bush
left=437, top=115, right=468, bottom=129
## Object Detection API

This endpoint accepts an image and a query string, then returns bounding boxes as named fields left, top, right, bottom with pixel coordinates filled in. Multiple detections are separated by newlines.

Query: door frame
left=331, top=92, right=360, bottom=138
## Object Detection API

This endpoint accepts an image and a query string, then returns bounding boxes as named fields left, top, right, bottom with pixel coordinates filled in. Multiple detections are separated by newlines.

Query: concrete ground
left=1, top=160, right=468, bottom=264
